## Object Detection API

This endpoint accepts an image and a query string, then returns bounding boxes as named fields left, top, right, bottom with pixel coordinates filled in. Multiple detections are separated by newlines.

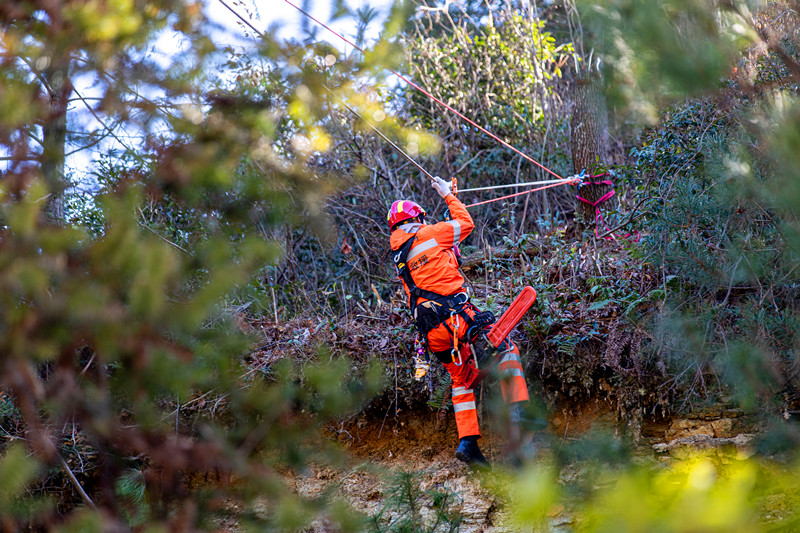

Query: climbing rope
left=218, top=0, right=264, bottom=38
left=324, top=85, right=436, bottom=182
left=283, top=0, right=565, bottom=181
left=464, top=176, right=583, bottom=208
left=215, top=0, right=440, bottom=185
left=458, top=177, right=578, bottom=193
left=222, top=0, right=637, bottom=236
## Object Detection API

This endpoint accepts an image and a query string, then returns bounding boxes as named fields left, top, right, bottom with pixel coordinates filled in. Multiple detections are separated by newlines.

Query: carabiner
left=451, top=311, right=462, bottom=366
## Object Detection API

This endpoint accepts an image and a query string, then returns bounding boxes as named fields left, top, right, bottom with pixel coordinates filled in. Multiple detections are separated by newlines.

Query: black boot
left=509, top=402, right=541, bottom=466
left=455, top=436, right=490, bottom=468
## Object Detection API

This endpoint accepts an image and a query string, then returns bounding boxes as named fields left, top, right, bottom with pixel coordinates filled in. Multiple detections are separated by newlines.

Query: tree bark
left=570, top=73, right=610, bottom=229
left=40, top=59, right=71, bottom=224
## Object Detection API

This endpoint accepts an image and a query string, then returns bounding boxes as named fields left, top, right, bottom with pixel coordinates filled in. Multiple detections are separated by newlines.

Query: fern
left=427, top=374, right=453, bottom=411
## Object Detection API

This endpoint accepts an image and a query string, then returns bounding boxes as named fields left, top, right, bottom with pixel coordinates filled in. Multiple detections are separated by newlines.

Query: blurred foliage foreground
left=2, top=0, right=800, bottom=531
left=0, top=0, right=387, bottom=529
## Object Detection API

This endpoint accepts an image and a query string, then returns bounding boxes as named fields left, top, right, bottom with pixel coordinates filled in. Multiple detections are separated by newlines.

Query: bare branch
left=59, top=455, right=97, bottom=510
left=71, top=87, right=136, bottom=153
left=418, top=0, right=454, bottom=13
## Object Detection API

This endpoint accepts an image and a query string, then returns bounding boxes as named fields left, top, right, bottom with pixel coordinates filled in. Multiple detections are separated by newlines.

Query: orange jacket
left=390, top=194, right=474, bottom=305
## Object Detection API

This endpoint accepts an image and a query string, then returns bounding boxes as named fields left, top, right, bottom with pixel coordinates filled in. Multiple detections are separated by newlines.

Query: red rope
left=284, top=0, right=564, bottom=181
left=576, top=173, right=640, bottom=241
left=464, top=177, right=581, bottom=208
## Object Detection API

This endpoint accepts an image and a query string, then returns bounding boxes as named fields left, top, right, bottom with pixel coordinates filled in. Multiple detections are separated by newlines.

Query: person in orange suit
left=388, top=176, right=530, bottom=467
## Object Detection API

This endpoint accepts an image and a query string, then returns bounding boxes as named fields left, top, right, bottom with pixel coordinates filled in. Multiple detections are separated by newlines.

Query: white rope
left=458, top=177, right=579, bottom=193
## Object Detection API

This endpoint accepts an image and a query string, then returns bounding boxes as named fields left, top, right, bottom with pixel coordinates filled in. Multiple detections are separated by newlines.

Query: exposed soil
left=204, top=405, right=764, bottom=532
left=306, top=410, right=536, bottom=533
left=258, top=402, right=757, bottom=532
left=210, top=315, right=763, bottom=533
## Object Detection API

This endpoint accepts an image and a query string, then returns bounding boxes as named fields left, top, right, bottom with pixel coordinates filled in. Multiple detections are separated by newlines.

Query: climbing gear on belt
left=450, top=311, right=462, bottom=366
left=414, top=333, right=426, bottom=358
left=413, top=335, right=430, bottom=381
left=413, top=356, right=430, bottom=381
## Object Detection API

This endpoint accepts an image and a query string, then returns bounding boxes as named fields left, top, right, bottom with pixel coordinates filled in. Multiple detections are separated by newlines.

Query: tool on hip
left=413, top=334, right=431, bottom=381
left=450, top=311, right=462, bottom=366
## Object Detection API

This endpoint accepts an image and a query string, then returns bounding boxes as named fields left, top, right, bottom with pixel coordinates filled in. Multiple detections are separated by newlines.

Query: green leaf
left=588, top=299, right=614, bottom=311
left=0, top=443, right=39, bottom=506
left=331, top=0, right=350, bottom=20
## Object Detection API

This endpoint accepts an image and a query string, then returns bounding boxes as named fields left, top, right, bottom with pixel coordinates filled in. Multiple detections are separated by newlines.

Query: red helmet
left=387, top=200, right=425, bottom=230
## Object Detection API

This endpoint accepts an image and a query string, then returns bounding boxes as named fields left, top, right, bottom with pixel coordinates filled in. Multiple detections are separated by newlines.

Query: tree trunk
left=40, top=59, right=71, bottom=224
left=570, top=73, right=610, bottom=230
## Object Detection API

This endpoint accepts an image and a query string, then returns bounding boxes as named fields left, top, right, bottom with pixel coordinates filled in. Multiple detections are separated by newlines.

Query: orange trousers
left=428, top=306, right=529, bottom=439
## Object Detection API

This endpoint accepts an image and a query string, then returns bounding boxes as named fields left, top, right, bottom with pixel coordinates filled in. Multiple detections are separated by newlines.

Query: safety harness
left=392, top=235, right=495, bottom=363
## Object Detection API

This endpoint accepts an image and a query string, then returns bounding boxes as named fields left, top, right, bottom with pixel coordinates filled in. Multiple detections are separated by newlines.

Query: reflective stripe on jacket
left=389, top=193, right=474, bottom=305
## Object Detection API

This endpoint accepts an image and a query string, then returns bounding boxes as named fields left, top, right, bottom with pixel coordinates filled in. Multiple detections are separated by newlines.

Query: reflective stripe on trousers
left=443, top=340, right=530, bottom=437
left=497, top=343, right=529, bottom=404
left=444, top=345, right=480, bottom=439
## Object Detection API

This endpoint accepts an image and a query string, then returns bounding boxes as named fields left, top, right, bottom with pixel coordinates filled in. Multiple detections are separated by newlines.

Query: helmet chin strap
left=392, top=215, right=424, bottom=232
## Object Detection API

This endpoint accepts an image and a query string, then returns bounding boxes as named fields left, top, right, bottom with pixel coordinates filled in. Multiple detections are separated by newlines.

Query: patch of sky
left=63, top=0, right=395, bottom=192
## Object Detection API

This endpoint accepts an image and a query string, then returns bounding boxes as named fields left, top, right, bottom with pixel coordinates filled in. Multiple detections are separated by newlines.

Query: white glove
left=431, top=176, right=452, bottom=198
left=413, top=356, right=430, bottom=381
